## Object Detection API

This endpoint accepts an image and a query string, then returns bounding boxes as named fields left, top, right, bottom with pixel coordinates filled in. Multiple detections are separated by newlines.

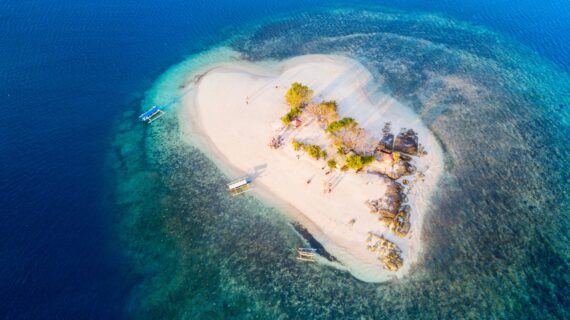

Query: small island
left=182, top=55, right=444, bottom=282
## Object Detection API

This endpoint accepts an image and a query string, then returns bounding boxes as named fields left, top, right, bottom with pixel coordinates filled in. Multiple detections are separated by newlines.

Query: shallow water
left=110, top=6, right=569, bottom=319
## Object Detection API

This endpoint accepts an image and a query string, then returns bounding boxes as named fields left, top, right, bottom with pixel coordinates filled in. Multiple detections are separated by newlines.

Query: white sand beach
left=180, top=54, right=444, bottom=282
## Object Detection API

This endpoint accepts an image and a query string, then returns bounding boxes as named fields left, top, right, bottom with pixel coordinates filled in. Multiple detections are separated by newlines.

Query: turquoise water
left=110, top=6, right=570, bottom=319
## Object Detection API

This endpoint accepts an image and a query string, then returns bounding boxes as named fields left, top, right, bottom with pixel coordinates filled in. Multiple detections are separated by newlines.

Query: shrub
left=327, top=159, right=337, bottom=169
left=299, top=144, right=326, bottom=160
left=305, top=100, right=339, bottom=125
left=303, top=145, right=322, bottom=160
left=325, top=117, right=357, bottom=133
left=319, top=100, right=337, bottom=113
left=345, top=154, right=375, bottom=170
left=291, top=139, right=303, bottom=151
left=285, top=82, right=313, bottom=108
left=281, top=107, right=301, bottom=126
left=362, top=155, right=375, bottom=166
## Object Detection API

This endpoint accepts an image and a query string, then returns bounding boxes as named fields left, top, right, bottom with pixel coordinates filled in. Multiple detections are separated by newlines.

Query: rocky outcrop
left=372, top=159, right=416, bottom=180
left=366, top=232, right=403, bottom=271
left=366, top=181, right=403, bottom=217
left=378, top=133, right=394, bottom=152
left=377, top=124, right=419, bottom=156
left=394, top=129, right=419, bottom=156
left=366, top=180, right=411, bottom=238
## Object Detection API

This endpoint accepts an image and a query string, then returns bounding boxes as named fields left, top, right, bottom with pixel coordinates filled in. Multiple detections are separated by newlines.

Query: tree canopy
left=319, top=100, right=337, bottom=113
left=345, top=154, right=375, bottom=170
left=305, top=100, right=339, bottom=126
left=285, top=82, right=314, bottom=108
left=281, top=107, right=301, bottom=126
left=304, top=144, right=327, bottom=160
left=326, top=117, right=357, bottom=133
left=327, top=159, right=337, bottom=169
left=291, top=139, right=303, bottom=151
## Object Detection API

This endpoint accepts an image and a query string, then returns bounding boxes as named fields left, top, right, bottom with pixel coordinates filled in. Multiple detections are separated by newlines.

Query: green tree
left=302, top=144, right=326, bottom=160
left=304, top=145, right=321, bottom=159
left=345, top=154, right=375, bottom=170
left=319, top=100, right=337, bottom=113
left=327, top=159, right=337, bottom=169
left=291, top=139, right=304, bottom=151
left=325, top=117, right=357, bottom=133
left=281, top=107, right=301, bottom=126
left=285, top=82, right=314, bottom=108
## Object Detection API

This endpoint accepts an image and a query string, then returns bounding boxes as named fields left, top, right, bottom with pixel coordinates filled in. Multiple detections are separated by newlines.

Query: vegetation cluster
left=283, top=83, right=376, bottom=171
left=292, top=139, right=327, bottom=160
left=281, top=82, right=314, bottom=126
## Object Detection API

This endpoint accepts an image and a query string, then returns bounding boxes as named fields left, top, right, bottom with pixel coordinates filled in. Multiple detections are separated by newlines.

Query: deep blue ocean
left=1, top=0, right=569, bottom=319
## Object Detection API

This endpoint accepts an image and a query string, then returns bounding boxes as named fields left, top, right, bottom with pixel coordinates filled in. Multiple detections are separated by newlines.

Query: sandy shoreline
left=179, top=54, right=444, bottom=282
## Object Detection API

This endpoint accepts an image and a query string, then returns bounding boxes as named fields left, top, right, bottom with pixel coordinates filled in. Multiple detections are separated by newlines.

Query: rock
left=394, top=129, right=418, bottom=155
left=377, top=133, right=394, bottom=152
left=392, top=160, right=416, bottom=178
left=371, top=160, right=415, bottom=180
left=377, top=128, right=419, bottom=156
left=367, top=181, right=404, bottom=216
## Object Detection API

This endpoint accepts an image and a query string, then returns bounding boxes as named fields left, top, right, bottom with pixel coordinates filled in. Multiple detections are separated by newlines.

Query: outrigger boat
left=296, top=247, right=317, bottom=262
left=227, top=176, right=253, bottom=196
left=139, top=106, right=165, bottom=123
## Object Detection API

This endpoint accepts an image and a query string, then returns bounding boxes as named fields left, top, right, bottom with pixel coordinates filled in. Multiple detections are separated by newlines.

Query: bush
left=291, top=139, right=303, bottom=151
left=304, top=145, right=322, bottom=160
left=319, top=100, right=337, bottom=113
left=326, top=117, right=357, bottom=133
left=362, top=155, right=375, bottom=166
left=281, top=107, right=301, bottom=126
left=305, top=100, right=339, bottom=126
left=301, top=144, right=326, bottom=160
left=327, top=159, right=337, bottom=169
left=345, top=154, right=375, bottom=170
left=285, top=82, right=313, bottom=108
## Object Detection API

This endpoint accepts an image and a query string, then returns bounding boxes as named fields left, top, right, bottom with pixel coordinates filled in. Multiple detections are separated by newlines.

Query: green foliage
left=291, top=139, right=303, bottom=151
left=302, top=144, right=326, bottom=160
left=281, top=107, right=301, bottom=126
left=345, top=154, right=375, bottom=170
left=305, top=101, right=339, bottom=126
left=327, top=159, right=337, bottom=169
left=304, top=145, right=322, bottom=160
left=319, top=100, right=337, bottom=113
left=362, top=155, right=375, bottom=166
left=325, top=117, right=357, bottom=133
left=285, top=82, right=314, bottom=108
left=292, top=140, right=326, bottom=160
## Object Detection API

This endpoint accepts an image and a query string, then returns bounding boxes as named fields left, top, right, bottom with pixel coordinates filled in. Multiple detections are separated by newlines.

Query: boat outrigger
left=139, top=106, right=165, bottom=123
left=227, top=176, right=253, bottom=196
left=296, top=247, right=317, bottom=262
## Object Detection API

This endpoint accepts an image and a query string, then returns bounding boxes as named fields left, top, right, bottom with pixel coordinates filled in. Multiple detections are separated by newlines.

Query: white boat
left=227, top=177, right=253, bottom=196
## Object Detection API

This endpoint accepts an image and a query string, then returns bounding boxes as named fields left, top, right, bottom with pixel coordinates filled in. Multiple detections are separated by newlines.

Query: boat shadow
left=248, top=163, right=268, bottom=181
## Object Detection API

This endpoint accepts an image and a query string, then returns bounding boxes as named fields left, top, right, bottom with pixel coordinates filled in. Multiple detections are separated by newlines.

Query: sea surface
left=1, top=0, right=569, bottom=319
